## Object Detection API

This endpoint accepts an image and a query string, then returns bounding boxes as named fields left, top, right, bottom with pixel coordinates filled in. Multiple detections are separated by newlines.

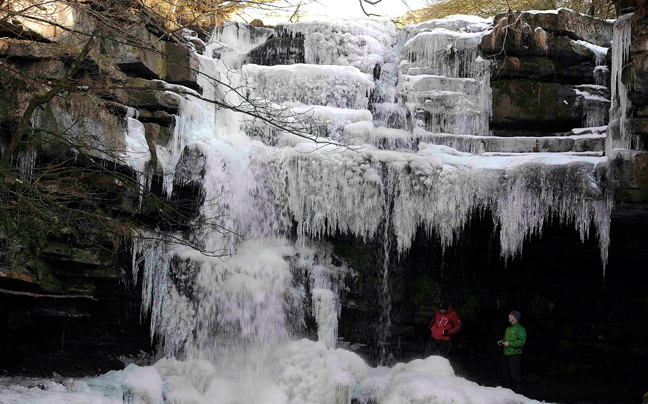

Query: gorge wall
left=0, top=4, right=647, bottom=404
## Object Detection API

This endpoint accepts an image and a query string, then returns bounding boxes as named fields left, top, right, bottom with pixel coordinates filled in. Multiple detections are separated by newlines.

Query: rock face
left=0, top=239, right=149, bottom=375
left=482, top=10, right=612, bottom=134
left=608, top=9, right=648, bottom=204
left=0, top=6, right=205, bottom=375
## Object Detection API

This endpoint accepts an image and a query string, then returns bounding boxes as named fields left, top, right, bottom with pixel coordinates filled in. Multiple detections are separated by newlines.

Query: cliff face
left=0, top=4, right=206, bottom=375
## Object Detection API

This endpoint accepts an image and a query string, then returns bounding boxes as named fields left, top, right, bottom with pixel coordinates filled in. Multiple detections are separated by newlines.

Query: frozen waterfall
left=1, top=13, right=613, bottom=404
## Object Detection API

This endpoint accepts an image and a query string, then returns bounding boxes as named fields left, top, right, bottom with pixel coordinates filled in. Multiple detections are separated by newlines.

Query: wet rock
left=609, top=150, right=648, bottom=202
left=491, top=55, right=596, bottom=84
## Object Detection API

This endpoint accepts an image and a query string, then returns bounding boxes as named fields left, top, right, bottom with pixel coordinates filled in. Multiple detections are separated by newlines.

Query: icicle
left=608, top=13, right=634, bottom=154
left=137, top=235, right=196, bottom=357
left=286, top=145, right=610, bottom=267
left=16, top=147, right=37, bottom=184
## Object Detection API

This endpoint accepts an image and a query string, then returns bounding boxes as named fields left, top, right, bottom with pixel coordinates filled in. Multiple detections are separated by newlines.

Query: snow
left=0, top=346, right=542, bottom=404
left=573, top=40, right=608, bottom=60
left=525, top=9, right=562, bottom=14
left=574, top=89, right=610, bottom=103
left=405, top=15, right=493, bottom=37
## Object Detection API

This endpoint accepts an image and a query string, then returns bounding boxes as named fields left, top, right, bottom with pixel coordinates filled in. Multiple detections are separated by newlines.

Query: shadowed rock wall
left=332, top=211, right=648, bottom=404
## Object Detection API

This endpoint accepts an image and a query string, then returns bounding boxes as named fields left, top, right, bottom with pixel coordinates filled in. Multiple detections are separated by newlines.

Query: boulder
left=124, top=78, right=182, bottom=113
left=162, top=41, right=202, bottom=93
left=0, top=38, right=74, bottom=59
left=0, top=19, right=51, bottom=42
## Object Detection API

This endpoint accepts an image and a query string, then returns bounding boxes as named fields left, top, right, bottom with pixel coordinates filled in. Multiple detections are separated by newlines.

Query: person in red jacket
left=426, top=299, right=462, bottom=358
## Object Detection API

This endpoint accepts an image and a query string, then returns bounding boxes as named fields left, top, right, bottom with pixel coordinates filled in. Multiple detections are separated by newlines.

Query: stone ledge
left=491, top=9, right=613, bottom=47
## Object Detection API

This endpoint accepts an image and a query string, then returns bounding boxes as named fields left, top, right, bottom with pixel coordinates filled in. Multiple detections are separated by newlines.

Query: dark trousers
left=426, top=337, right=450, bottom=358
left=502, top=354, right=522, bottom=390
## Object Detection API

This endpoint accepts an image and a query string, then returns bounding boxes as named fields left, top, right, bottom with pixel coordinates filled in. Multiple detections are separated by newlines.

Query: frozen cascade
left=216, top=22, right=273, bottom=55
left=130, top=22, right=357, bottom=403
left=398, top=25, right=492, bottom=136
left=242, top=64, right=376, bottom=109
left=574, top=85, right=610, bottom=129
left=570, top=40, right=611, bottom=129
left=274, top=18, right=399, bottom=74
left=302, top=246, right=349, bottom=350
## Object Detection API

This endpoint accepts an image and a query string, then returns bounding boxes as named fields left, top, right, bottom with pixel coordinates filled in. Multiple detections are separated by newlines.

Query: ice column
left=608, top=12, right=634, bottom=154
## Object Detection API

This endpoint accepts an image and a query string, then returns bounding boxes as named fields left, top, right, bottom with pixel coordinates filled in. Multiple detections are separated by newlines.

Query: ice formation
left=285, top=143, right=609, bottom=263
left=243, top=64, right=376, bottom=109
left=608, top=12, right=634, bottom=154
left=574, top=85, right=610, bottom=128
left=398, top=23, right=492, bottom=136
left=1, top=341, right=542, bottom=404
left=275, top=18, right=399, bottom=74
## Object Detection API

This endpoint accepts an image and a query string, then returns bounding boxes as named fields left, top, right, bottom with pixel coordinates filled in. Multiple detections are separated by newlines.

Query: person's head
left=509, top=310, right=521, bottom=324
left=438, top=298, right=449, bottom=313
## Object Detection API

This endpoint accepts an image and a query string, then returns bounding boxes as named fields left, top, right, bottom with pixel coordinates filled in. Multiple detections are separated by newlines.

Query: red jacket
left=429, top=306, right=462, bottom=341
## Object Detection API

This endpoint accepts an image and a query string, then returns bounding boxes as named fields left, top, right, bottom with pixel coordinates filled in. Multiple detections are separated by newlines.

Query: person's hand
left=497, top=341, right=503, bottom=346
left=443, top=329, right=449, bottom=337
left=502, top=341, right=509, bottom=347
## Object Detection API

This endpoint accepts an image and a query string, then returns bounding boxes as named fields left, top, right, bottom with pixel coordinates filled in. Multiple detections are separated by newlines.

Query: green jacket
left=503, top=322, right=526, bottom=356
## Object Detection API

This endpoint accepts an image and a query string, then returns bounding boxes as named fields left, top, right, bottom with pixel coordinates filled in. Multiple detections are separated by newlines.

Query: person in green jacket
left=497, top=309, right=526, bottom=392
